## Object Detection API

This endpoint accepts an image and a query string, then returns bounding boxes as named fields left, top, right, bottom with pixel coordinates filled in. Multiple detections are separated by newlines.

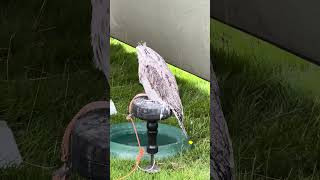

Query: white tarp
left=110, top=99, right=117, bottom=115
left=110, top=0, right=210, bottom=80
left=0, top=121, right=22, bottom=168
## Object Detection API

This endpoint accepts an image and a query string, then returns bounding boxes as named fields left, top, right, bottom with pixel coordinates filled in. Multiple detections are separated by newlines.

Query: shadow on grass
left=212, top=47, right=320, bottom=179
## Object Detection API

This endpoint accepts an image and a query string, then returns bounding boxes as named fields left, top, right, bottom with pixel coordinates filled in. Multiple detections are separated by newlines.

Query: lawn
left=110, top=39, right=210, bottom=180
left=211, top=19, right=320, bottom=179
left=0, top=1, right=106, bottom=179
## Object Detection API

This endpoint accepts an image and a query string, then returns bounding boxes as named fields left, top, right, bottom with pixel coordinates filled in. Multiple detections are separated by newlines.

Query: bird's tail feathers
left=172, top=110, right=188, bottom=138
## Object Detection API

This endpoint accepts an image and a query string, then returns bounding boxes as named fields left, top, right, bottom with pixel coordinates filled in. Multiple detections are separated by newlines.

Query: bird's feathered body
left=90, top=0, right=109, bottom=79
left=136, top=43, right=188, bottom=137
left=211, top=62, right=235, bottom=179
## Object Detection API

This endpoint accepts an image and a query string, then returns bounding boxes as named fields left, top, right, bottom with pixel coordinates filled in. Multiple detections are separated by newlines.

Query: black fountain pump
left=130, top=94, right=172, bottom=173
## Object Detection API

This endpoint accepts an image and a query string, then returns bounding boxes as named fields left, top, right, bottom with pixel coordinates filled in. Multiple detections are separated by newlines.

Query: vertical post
left=145, top=120, right=160, bottom=173
left=146, top=121, right=158, bottom=155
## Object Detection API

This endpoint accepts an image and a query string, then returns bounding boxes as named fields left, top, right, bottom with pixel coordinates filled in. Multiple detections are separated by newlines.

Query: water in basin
left=112, top=132, right=177, bottom=146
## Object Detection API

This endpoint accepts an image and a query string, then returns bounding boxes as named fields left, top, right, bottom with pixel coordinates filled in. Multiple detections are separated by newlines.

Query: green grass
left=2, top=0, right=319, bottom=179
left=0, top=71, right=105, bottom=180
left=212, top=20, right=320, bottom=100
left=0, top=1, right=106, bottom=179
left=211, top=19, right=320, bottom=179
left=110, top=39, right=210, bottom=180
left=0, top=0, right=97, bottom=80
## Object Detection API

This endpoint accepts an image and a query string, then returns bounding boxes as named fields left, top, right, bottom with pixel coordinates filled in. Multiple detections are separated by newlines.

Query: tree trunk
left=211, top=62, right=235, bottom=180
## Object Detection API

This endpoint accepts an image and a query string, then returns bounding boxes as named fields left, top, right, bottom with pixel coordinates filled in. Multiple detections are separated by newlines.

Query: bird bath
left=110, top=122, right=191, bottom=160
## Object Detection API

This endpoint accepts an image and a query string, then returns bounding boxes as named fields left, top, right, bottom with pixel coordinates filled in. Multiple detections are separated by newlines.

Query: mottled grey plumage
left=211, top=62, right=235, bottom=180
left=90, top=0, right=109, bottom=79
left=136, top=43, right=188, bottom=137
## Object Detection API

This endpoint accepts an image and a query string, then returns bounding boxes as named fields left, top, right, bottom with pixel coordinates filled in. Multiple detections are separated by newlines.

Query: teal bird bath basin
left=110, top=122, right=191, bottom=160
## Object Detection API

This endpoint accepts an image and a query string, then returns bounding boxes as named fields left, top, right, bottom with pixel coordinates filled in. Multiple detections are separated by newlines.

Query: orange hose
left=116, top=114, right=145, bottom=180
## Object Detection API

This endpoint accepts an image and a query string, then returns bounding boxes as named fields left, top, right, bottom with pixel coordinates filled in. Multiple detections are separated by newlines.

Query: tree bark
left=211, top=62, right=235, bottom=180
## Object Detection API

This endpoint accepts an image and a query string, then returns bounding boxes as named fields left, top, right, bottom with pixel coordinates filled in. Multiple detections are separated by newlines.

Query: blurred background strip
left=211, top=0, right=320, bottom=65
